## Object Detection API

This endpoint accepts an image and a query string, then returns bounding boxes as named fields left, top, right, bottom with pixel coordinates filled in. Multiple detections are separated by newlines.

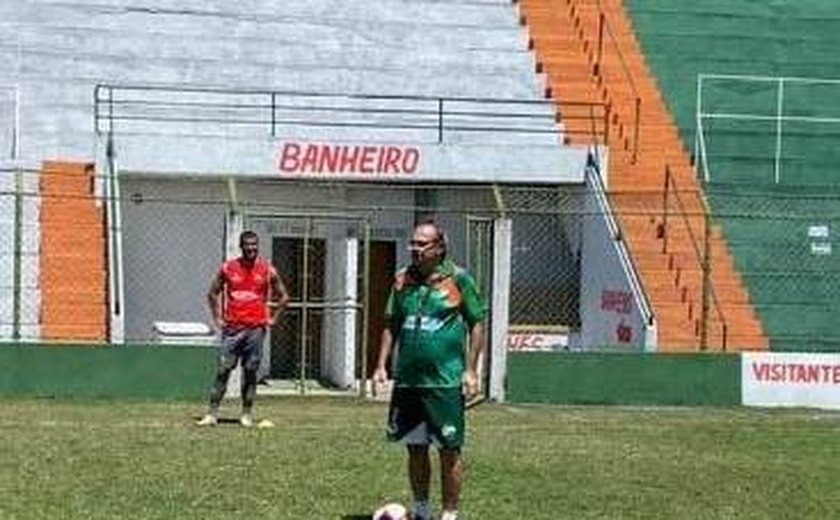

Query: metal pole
left=299, top=218, right=311, bottom=394
left=632, top=97, right=641, bottom=164
left=774, top=78, right=784, bottom=184
left=12, top=168, right=22, bottom=340
left=359, top=220, right=371, bottom=398
left=604, top=102, right=611, bottom=146
left=595, top=12, right=604, bottom=76
left=662, top=168, right=669, bottom=254
left=695, top=75, right=703, bottom=180
left=270, top=92, right=276, bottom=137
left=106, top=133, right=121, bottom=318
left=437, top=98, right=444, bottom=143
left=13, top=87, right=20, bottom=160
left=700, top=208, right=711, bottom=351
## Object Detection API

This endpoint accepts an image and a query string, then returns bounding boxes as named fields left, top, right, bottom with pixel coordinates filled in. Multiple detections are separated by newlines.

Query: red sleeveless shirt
left=221, top=257, right=276, bottom=328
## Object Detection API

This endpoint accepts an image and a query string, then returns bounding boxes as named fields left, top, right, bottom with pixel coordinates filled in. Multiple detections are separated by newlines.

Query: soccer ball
left=372, top=502, right=407, bottom=520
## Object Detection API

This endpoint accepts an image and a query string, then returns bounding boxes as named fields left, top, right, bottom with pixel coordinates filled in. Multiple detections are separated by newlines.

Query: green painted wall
left=507, top=352, right=741, bottom=406
left=0, top=344, right=215, bottom=400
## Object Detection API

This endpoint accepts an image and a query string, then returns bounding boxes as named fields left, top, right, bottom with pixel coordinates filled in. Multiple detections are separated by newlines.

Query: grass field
left=0, top=397, right=838, bottom=519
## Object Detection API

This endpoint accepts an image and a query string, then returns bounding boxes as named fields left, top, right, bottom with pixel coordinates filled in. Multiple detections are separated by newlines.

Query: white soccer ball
left=372, top=502, right=407, bottom=520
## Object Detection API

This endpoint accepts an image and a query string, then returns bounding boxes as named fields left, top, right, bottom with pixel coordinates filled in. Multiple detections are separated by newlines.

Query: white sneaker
left=196, top=414, right=217, bottom=426
left=410, top=503, right=432, bottom=520
left=440, top=511, right=459, bottom=520
left=239, top=414, right=254, bottom=428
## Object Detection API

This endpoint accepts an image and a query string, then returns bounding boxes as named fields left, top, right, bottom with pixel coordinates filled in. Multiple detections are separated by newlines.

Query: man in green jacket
left=374, top=219, right=487, bottom=520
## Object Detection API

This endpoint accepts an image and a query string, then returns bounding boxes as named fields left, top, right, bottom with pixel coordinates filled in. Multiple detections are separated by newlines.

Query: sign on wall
left=507, top=331, right=570, bottom=352
left=108, top=135, right=591, bottom=185
left=578, top=167, right=654, bottom=351
left=742, top=352, right=840, bottom=410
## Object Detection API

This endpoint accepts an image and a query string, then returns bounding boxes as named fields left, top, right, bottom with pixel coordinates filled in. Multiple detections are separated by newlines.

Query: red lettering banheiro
left=359, top=146, right=377, bottom=173
left=382, top=146, right=400, bottom=173
left=278, top=142, right=421, bottom=175
left=300, top=144, right=319, bottom=172
left=279, top=142, right=301, bottom=172
left=318, top=144, right=339, bottom=172
left=402, top=147, right=420, bottom=173
left=339, top=146, right=361, bottom=172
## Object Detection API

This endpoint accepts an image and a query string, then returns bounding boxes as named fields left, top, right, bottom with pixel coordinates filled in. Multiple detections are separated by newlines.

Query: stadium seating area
left=518, top=0, right=767, bottom=351
left=626, top=0, right=840, bottom=350
left=1, top=0, right=558, bottom=151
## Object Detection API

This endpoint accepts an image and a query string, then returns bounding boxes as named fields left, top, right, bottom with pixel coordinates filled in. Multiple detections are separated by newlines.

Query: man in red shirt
left=197, top=230, right=290, bottom=427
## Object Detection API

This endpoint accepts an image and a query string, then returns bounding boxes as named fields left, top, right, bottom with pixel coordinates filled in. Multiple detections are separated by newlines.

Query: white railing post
left=774, top=78, right=785, bottom=184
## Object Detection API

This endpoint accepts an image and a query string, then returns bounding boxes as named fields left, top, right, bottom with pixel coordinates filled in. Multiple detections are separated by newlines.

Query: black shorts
left=387, top=386, right=465, bottom=450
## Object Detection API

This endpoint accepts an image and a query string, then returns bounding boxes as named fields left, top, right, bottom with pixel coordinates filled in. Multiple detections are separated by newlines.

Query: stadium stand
left=626, top=0, right=840, bottom=351
left=0, top=0, right=557, bottom=149
left=0, top=0, right=564, bottom=342
left=518, top=0, right=767, bottom=351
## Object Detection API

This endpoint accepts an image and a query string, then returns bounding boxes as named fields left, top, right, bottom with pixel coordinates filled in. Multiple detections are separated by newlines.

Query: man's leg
left=429, top=387, right=466, bottom=519
left=407, top=445, right=432, bottom=519
left=198, top=338, right=238, bottom=425
left=440, top=448, right=464, bottom=516
left=239, top=327, right=266, bottom=425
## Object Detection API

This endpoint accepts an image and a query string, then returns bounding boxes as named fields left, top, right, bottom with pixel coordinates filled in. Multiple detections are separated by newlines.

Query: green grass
left=0, top=397, right=838, bottom=519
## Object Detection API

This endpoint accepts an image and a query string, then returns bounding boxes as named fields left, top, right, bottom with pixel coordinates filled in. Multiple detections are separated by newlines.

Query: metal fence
left=94, top=85, right=599, bottom=145
left=0, top=170, right=593, bottom=389
left=5, top=166, right=840, bottom=365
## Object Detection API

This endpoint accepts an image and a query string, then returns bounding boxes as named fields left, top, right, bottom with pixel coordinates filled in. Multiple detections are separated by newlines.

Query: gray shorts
left=220, top=326, right=265, bottom=371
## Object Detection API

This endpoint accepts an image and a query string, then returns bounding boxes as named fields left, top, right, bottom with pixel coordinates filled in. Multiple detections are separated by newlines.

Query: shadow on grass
left=341, top=515, right=372, bottom=520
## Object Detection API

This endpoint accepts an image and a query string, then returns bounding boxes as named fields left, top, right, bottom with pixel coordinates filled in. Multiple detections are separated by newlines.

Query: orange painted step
left=40, top=161, right=109, bottom=343
left=42, top=323, right=108, bottom=342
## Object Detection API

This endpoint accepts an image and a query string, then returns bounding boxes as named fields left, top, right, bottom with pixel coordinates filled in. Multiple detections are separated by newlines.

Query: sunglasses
left=409, top=239, right=439, bottom=249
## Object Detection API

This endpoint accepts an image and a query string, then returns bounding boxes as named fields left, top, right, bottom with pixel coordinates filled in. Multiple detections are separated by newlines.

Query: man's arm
left=462, top=321, right=485, bottom=399
left=267, top=269, right=291, bottom=325
left=373, top=328, right=395, bottom=384
left=207, top=270, right=225, bottom=330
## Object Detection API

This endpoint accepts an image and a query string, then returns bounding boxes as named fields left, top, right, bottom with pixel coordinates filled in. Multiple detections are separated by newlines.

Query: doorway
left=271, top=236, right=326, bottom=380
left=366, top=241, right=397, bottom=377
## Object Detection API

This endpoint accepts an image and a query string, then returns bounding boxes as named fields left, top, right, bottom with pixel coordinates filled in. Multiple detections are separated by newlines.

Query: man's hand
left=462, top=369, right=479, bottom=400
left=211, top=317, right=225, bottom=333
left=372, top=366, right=389, bottom=385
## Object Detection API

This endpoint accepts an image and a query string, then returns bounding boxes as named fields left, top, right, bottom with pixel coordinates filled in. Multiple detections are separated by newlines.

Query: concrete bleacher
left=0, top=0, right=558, bottom=154
left=629, top=0, right=840, bottom=350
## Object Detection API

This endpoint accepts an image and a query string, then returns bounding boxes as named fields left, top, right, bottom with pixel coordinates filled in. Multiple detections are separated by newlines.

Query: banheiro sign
left=742, top=352, right=840, bottom=410
left=278, top=142, right=420, bottom=175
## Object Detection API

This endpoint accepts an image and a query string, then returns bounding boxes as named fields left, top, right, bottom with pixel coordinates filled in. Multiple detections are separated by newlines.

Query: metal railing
left=592, top=0, right=641, bottom=163
left=662, top=167, right=727, bottom=351
left=94, top=84, right=608, bottom=145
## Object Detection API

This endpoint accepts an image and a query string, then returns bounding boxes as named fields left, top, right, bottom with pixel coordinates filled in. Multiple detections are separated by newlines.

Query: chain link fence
left=707, top=184, right=840, bottom=351
left=4, top=167, right=840, bottom=368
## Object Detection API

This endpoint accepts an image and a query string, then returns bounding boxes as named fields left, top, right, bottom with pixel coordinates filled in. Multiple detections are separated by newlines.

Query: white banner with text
left=742, top=352, right=840, bottom=410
